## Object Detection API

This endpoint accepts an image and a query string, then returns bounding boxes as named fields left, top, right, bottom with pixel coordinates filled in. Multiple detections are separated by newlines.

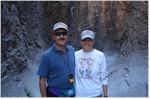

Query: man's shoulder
left=43, top=47, right=53, bottom=56
left=67, top=45, right=75, bottom=51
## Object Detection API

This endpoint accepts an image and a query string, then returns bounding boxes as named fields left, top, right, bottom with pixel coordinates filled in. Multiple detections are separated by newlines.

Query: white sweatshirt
left=75, top=49, right=108, bottom=97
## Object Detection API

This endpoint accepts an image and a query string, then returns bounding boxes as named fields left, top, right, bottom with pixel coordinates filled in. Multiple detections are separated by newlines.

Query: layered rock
left=1, top=1, right=148, bottom=97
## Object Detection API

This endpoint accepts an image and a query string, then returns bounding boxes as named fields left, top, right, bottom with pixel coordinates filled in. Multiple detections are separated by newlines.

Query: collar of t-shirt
left=52, top=44, right=69, bottom=53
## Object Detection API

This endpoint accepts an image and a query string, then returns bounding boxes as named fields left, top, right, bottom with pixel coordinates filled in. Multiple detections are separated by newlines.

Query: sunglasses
left=55, top=32, right=67, bottom=36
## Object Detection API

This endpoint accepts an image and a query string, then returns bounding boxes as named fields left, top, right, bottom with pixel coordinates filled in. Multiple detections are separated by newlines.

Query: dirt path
left=22, top=52, right=42, bottom=97
left=107, top=51, right=148, bottom=97
left=21, top=50, right=148, bottom=97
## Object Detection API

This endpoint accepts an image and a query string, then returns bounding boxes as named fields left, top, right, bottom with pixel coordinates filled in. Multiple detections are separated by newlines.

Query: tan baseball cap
left=53, top=22, right=68, bottom=31
left=81, top=30, right=95, bottom=40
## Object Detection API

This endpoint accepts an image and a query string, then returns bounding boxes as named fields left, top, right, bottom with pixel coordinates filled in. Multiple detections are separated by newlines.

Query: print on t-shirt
left=78, top=57, right=94, bottom=79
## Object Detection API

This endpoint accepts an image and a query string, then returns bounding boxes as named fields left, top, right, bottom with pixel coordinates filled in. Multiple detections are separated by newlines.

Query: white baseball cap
left=53, top=22, right=68, bottom=31
left=81, top=30, right=95, bottom=40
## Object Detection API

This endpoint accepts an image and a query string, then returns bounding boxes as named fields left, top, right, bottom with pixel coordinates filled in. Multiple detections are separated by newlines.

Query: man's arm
left=39, top=76, right=47, bottom=97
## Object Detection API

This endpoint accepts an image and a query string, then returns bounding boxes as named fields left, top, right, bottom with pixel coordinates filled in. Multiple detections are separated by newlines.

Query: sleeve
left=100, top=53, right=108, bottom=85
left=37, top=53, right=50, bottom=77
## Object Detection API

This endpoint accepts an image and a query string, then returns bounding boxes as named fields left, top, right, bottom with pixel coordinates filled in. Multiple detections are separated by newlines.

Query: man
left=75, top=30, right=108, bottom=97
left=37, top=22, right=75, bottom=97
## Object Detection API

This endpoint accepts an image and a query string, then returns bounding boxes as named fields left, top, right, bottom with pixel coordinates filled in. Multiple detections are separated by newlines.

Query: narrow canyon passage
left=1, top=1, right=148, bottom=97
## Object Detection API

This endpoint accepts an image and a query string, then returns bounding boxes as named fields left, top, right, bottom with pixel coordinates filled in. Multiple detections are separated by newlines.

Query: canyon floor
left=21, top=48, right=148, bottom=97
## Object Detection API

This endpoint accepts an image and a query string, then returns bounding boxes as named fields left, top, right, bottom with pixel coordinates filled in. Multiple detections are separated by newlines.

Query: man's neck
left=55, top=44, right=67, bottom=52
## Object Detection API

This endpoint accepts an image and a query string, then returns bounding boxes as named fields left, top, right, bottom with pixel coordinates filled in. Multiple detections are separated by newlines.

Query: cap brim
left=53, top=27, right=68, bottom=31
left=81, top=35, right=94, bottom=40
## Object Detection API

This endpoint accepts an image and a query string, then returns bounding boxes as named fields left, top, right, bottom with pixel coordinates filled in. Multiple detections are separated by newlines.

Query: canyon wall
left=1, top=1, right=148, bottom=97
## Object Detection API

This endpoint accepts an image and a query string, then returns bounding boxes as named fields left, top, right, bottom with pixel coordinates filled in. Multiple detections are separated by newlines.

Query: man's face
left=81, top=38, right=95, bottom=52
left=53, top=29, right=68, bottom=46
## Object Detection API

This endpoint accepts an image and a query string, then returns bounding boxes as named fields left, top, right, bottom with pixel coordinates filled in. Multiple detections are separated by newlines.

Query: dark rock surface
left=1, top=1, right=148, bottom=97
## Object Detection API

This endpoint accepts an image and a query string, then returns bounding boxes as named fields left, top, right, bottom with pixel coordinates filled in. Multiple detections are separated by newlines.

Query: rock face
left=1, top=1, right=47, bottom=97
left=1, top=1, right=148, bottom=97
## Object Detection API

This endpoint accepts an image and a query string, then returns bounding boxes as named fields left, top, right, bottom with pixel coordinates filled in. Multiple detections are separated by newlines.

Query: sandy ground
left=107, top=50, right=148, bottom=97
left=21, top=49, right=148, bottom=97
left=22, top=52, right=42, bottom=97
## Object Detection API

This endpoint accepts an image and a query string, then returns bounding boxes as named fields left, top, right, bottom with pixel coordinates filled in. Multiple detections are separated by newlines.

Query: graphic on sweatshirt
left=78, top=57, right=94, bottom=79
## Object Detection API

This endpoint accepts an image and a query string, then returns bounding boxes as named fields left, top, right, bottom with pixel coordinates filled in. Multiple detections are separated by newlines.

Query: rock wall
left=1, top=1, right=47, bottom=97
left=1, top=1, right=148, bottom=97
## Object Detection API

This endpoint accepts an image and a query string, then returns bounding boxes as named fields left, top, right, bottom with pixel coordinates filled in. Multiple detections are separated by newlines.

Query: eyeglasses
left=55, top=32, right=67, bottom=36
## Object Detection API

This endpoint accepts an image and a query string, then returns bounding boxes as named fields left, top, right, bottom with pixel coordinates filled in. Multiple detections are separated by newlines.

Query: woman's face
left=81, top=38, right=95, bottom=52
